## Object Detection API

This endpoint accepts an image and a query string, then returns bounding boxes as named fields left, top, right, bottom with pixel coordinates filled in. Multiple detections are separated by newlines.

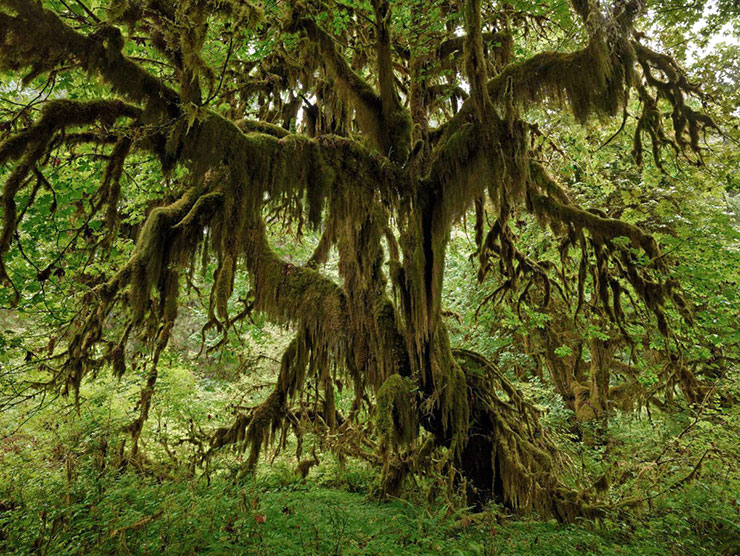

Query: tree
left=0, top=0, right=720, bottom=521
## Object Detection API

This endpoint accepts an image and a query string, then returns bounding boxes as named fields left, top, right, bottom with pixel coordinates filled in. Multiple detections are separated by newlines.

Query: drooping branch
left=632, top=40, right=718, bottom=163
left=432, top=1, right=640, bottom=156
left=484, top=36, right=633, bottom=122
left=528, top=163, right=660, bottom=260
left=0, top=99, right=141, bottom=291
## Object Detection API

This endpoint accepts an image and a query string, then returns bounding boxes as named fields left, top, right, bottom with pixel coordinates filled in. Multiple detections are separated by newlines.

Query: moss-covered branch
left=289, top=9, right=411, bottom=163
left=0, top=99, right=141, bottom=289
left=0, top=1, right=179, bottom=113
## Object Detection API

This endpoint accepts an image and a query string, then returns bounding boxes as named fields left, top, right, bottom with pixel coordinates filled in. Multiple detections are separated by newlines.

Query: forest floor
left=1, top=451, right=735, bottom=555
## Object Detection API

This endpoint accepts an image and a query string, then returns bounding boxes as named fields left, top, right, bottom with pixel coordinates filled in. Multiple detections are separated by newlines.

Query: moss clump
left=376, top=374, right=418, bottom=449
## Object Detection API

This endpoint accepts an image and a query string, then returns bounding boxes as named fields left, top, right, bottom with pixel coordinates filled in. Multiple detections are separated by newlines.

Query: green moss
left=376, top=374, right=418, bottom=449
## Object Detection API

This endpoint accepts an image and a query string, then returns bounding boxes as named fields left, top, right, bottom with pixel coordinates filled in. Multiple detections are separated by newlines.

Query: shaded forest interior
left=1, top=0, right=739, bottom=553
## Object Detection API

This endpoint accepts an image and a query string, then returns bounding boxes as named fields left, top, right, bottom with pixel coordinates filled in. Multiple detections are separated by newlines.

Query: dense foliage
left=1, top=0, right=739, bottom=553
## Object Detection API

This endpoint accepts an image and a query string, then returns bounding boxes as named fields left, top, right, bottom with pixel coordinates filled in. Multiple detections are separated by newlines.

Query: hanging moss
left=289, top=11, right=411, bottom=164
left=101, top=136, right=133, bottom=245
left=487, top=38, right=632, bottom=122
left=126, top=188, right=200, bottom=322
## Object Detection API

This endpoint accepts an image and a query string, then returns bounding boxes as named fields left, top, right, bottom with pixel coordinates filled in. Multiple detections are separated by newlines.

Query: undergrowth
left=2, top=373, right=738, bottom=556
